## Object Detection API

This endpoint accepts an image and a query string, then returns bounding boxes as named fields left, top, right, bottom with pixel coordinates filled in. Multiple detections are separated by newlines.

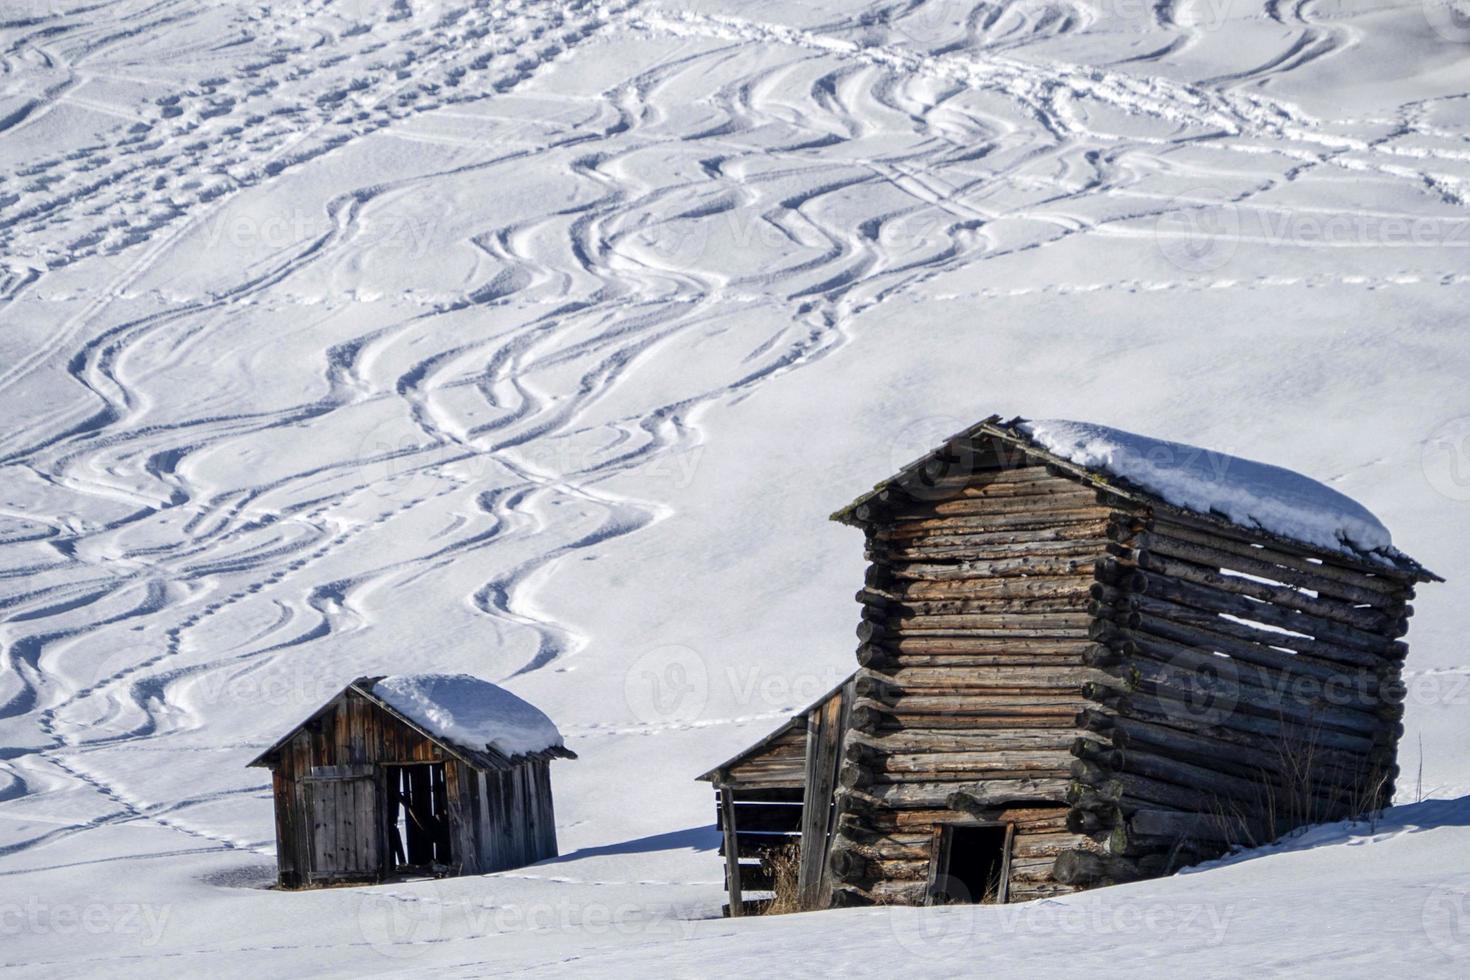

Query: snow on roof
left=369, top=673, right=567, bottom=762
left=1017, top=419, right=1397, bottom=563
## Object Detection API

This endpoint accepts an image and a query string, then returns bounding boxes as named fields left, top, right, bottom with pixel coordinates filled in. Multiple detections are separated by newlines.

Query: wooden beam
left=719, top=786, right=743, bottom=917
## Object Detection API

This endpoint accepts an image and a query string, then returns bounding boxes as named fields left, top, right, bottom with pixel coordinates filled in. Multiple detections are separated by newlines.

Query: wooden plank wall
left=466, top=759, right=559, bottom=874
left=722, top=726, right=808, bottom=788
left=829, top=459, right=1111, bottom=905
left=269, top=689, right=558, bottom=887
left=272, top=691, right=449, bottom=887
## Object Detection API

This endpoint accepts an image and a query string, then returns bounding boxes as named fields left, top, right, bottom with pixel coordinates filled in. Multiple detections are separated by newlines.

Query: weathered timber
left=881, top=556, right=1100, bottom=581
left=250, top=679, right=569, bottom=889
left=1071, top=738, right=1362, bottom=811
left=1080, top=684, right=1381, bottom=755
left=859, top=636, right=1100, bottom=656
left=867, top=611, right=1094, bottom=633
left=1094, top=586, right=1395, bottom=670
left=1143, top=510, right=1419, bottom=590
left=1052, top=849, right=1171, bottom=885
left=858, top=665, right=1112, bottom=693
left=806, top=418, right=1432, bottom=908
left=1123, top=807, right=1280, bottom=847
left=845, top=777, right=1071, bottom=810
left=1077, top=709, right=1375, bottom=785
left=1129, top=569, right=1398, bottom=656
left=850, top=729, right=1101, bottom=755
left=1069, top=759, right=1236, bottom=813
left=1132, top=551, right=1402, bottom=635
left=1108, top=635, right=1400, bottom=734
left=1127, top=529, right=1406, bottom=609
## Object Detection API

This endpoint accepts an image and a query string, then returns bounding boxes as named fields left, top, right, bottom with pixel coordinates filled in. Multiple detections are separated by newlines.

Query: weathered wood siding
left=796, top=677, right=854, bottom=909
left=268, top=688, right=558, bottom=887
left=830, top=457, right=1113, bottom=905
left=460, top=759, right=559, bottom=874
left=721, top=726, right=808, bottom=789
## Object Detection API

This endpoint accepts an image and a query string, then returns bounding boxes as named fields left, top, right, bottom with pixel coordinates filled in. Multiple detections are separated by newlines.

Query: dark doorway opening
left=385, top=763, right=452, bottom=873
left=929, top=824, right=1012, bottom=905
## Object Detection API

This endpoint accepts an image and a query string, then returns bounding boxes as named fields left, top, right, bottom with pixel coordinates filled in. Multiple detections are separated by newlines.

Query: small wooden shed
left=696, top=674, right=856, bottom=915
left=249, top=673, right=575, bottom=888
left=700, top=416, right=1439, bottom=912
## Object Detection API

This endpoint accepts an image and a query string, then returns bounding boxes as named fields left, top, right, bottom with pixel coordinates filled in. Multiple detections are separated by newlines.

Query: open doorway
left=384, top=762, right=452, bottom=874
left=927, top=824, right=1013, bottom=905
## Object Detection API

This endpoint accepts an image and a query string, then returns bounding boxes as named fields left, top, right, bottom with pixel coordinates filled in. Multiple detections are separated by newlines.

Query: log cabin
left=701, top=415, right=1439, bottom=913
left=249, top=673, right=575, bottom=888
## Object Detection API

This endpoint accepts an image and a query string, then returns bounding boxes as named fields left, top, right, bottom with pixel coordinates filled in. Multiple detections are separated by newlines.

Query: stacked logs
left=831, top=461, right=1117, bottom=904
left=829, top=443, right=1421, bottom=901
left=1056, top=507, right=1415, bottom=885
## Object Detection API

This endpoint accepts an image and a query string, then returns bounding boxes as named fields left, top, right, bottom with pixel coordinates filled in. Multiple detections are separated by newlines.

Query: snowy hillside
left=2, top=0, right=1468, bottom=975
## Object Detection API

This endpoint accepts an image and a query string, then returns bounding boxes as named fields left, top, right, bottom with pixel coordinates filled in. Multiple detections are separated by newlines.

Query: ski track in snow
left=0, top=0, right=1467, bottom=880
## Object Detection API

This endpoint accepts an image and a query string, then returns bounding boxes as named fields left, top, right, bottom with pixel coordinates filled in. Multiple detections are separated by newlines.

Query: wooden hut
left=696, top=674, right=855, bottom=915
left=249, top=673, right=575, bottom=888
left=701, top=415, right=1438, bottom=912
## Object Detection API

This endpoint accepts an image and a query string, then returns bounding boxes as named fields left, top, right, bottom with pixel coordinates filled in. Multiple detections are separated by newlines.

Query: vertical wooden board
left=359, top=777, right=380, bottom=874
left=720, top=787, right=743, bottom=917
left=509, top=766, right=527, bottom=868
left=348, top=695, right=365, bottom=766
left=796, top=702, right=827, bottom=906
left=923, top=824, right=949, bottom=906
left=998, top=823, right=1015, bottom=903
left=484, top=769, right=505, bottom=871
left=291, top=739, right=312, bottom=885
left=339, top=776, right=356, bottom=873
left=271, top=769, right=293, bottom=885
left=377, top=766, right=394, bottom=877
left=307, top=781, right=330, bottom=875
left=539, top=762, right=558, bottom=859
left=821, top=677, right=855, bottom=901
left=445, top=761, right=471, bottom=874
left=798, top=686, right=851, bottom=910
left=476, top=770, right=495, bottom=872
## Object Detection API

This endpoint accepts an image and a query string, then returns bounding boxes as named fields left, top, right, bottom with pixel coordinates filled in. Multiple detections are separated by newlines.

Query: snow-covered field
left=2, top=0, right=1469, bottom=975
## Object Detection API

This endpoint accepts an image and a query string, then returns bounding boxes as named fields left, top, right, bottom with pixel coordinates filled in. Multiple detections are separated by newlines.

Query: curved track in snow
left=0, top=0, right=1468, bottom=919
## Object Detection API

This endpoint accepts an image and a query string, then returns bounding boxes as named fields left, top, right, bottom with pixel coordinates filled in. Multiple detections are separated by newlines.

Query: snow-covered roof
left=248, top=673, right=575, bottom=770
left=833, top=415, right=1436, bottom=580
left=368, top=673, right=570, bottom=764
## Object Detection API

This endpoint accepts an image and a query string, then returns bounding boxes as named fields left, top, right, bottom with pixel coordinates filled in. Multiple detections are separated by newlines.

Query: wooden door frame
left=380, top=760, right=453, bottom=875
left=924, top=821, right=1015, bottom=906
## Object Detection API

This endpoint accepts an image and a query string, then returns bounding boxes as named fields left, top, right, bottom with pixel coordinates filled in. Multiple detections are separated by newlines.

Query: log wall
left=1064, top=503, right=1416, bottom=886
left=830, top=458, right=1114, bottom=905
left=828, top=433, right=1422, bottom=901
